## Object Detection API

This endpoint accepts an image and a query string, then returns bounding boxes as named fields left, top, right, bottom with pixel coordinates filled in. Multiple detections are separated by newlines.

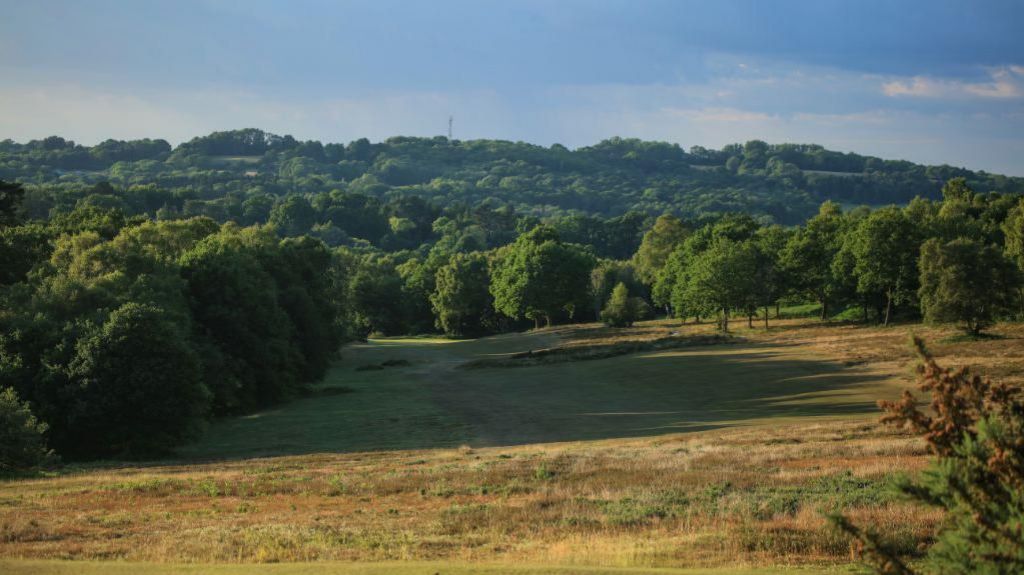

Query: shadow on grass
left=171, top=340, right=893, bottom=463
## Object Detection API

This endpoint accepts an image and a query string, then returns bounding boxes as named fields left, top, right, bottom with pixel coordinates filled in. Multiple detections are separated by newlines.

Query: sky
left=2, top=0, right=1024, bottom=174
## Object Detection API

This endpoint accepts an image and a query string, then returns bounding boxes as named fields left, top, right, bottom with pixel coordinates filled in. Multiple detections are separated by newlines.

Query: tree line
left=6, top=130, right=1024, bottom=229
left=4, top=174, right=1024, bottom=469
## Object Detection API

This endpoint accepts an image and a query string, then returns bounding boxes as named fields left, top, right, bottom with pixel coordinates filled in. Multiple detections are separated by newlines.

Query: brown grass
left=4, top=318, right=1024, bottom=569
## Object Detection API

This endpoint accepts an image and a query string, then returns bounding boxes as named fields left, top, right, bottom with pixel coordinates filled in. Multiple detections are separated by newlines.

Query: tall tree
left=843, top=206, right=922, bottom=326
left=780, top=201, right=844, bottom=320
left=918, top=238, right=1020, bottom=335
left=59, top=303, right=210, bottom=459
left=681, top=238, right=759, bottom=332
left=430, top=252, right=496, bottom=337
left=1001, top=199, right=1024, bottom=315
left=633, top=214, right=689, bottom=285
left=490, top=226, right=595, bottom=328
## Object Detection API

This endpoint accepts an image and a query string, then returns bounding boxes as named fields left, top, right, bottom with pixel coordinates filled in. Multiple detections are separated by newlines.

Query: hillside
left=4, top=131, right=1024, bottom=229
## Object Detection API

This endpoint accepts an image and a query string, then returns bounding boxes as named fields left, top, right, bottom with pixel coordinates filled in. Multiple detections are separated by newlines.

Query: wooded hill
left=4, top=129, right=1024, bottom=228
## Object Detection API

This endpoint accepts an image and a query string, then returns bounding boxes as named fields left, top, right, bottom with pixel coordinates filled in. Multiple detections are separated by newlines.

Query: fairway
left=181, top=324, right=896, bottom=460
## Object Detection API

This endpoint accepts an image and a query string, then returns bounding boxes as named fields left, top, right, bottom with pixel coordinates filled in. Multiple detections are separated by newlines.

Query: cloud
left=4, top=58, right=1024, bottom=176
left=882, top=66, right=1024, bottom=99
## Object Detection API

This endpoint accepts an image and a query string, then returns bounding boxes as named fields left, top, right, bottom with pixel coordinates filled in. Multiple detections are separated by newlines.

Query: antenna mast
left=448, top=115, right=453, bottom=140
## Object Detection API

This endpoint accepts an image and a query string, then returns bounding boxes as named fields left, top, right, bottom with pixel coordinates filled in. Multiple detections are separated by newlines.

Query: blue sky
left=2, top=0, right=1023, bottom=174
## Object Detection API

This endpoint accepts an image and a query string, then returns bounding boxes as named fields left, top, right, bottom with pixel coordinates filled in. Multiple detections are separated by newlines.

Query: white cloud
left=4, top=59, right=1024, bottom=176
left=882, top=66, right=1024, bottom=99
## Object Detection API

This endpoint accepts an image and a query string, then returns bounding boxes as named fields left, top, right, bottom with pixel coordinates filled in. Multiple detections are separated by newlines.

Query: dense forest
left=5, top=129, right=1024, bottom=230
left=4, top=130, right=1024, bottom=467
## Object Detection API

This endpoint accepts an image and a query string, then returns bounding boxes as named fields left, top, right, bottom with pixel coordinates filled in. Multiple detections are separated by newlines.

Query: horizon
left=2, top=1, right=1024, bottom=175
left=5, top=127, right=1019, bottom=178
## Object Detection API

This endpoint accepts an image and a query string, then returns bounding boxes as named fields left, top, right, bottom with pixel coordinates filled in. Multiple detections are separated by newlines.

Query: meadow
left=4, top=317, right=1024, bottom=573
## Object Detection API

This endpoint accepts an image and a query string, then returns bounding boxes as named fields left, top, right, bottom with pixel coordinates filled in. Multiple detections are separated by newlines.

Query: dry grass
left=1, top=420, right=934, bottom=568
left=4, top=318, right=1024, bottom=570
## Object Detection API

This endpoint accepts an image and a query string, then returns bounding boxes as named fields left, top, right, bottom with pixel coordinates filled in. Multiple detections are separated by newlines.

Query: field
left=4, top=317, right=1024, bottom=573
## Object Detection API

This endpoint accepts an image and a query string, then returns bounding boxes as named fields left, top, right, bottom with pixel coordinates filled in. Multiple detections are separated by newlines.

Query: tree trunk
left=545, top=314, right=552, bottom=328
left=747, top=312, right=753, bottom=329
left=862, top=301, right=868, bottom=323
left=533, top=316, right=540, bottom=330
left=764, top=305, right=769, bottom=329
left=883, top=292, right=893, bottom=327
left=775, top=302, right=781, bottom=319
left=722, top=307, right=729, bottom=332
left=820, top=299, right=828, bottom=321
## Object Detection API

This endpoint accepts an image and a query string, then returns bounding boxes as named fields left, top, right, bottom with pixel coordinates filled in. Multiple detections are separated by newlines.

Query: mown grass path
left=180, top=324, right=893, bottom=461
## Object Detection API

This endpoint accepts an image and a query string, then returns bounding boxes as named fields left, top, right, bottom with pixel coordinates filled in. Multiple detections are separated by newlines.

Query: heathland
left=5, top=315, right=1024, bottom=573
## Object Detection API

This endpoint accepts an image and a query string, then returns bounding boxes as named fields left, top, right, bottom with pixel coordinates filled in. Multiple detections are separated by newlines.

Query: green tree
left=348, top=263, right=408, bottom=336
left=490, top=226, right=596, bottom=328
left=0, top=179, right=25, bottom=227
left=780, top=201, right=844, bottom=320
left=180, top=226, right=301, bottom=412
left=601, top=282, right=643, bottom=327
left=430, top=252, right=496, bottom=337
left=1001, top=199, right=1024, bottom=316
left=844, top=206, right=922, bottom=326
left=590, top=260, right=643, bottom=319
left=918, top=238, right=1020, bottom=335
left=681, top=238, right=759, bottom=332
left=753, top=225, right=792, bottom=326
left=0, top=387, right=52, bottom=475
left=268, top=195, right=316, bottom=236
left=59, top=302, right=210, bottom=458
left=632, top=214, right=689, bottom=285
left=0, top=223, right=52, bottom=285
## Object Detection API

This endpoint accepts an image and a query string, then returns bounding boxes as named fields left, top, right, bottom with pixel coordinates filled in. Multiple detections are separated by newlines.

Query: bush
left=0, top=387, right=52, bottom=475
left=601, top=282, right=642, bottom=327
left=58, top=303, right=210, bottom=459
left=832, top=337, right=1024, bottom=574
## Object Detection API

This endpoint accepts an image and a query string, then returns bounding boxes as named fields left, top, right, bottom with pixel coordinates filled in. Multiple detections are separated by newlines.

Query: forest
left=3, top=130, right=1024, bottom=468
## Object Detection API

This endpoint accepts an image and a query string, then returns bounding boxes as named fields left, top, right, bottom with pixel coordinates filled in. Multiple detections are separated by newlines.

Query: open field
left=4, top=318, right=1024, bottom=572
left=0, top=559, right=860, bottom=575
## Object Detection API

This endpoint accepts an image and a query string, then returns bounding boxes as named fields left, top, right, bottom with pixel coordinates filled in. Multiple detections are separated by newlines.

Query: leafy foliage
left=490, top=226, right=596, bottom=327
left=918, top=238, right=1020, bottom=334
left=601, top=282, right=646, bottom=327
left=0, top=386, right=52, bottom=475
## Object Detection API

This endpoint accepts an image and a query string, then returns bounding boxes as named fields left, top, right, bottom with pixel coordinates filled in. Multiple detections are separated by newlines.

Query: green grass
left=0, top=559, right=861, bottom=575
left=178, top=327, right=894, bottom=461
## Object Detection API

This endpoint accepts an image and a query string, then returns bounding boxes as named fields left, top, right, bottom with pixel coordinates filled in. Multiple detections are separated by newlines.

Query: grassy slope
left=180, top=323, right=893, bottom=460
left=8, top=318, right=1023, bottom=571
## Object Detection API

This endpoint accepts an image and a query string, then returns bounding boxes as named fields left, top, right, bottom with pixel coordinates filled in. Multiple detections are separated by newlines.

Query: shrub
left=832, top=337, right=1024, bottom=574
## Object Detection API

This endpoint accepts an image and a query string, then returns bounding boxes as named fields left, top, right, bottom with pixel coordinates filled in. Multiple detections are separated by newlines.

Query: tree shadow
left=429, top=343, right=894, bottom=448
left=167, top=341, right=896, bottom=463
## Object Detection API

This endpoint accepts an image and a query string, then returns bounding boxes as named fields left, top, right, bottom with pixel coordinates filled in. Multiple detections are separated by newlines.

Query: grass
left=178, top=322, right=899, bottom=459
left=0, top=559, right=860, bottom=574
left=4, top=317, right=1024, bottom=571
